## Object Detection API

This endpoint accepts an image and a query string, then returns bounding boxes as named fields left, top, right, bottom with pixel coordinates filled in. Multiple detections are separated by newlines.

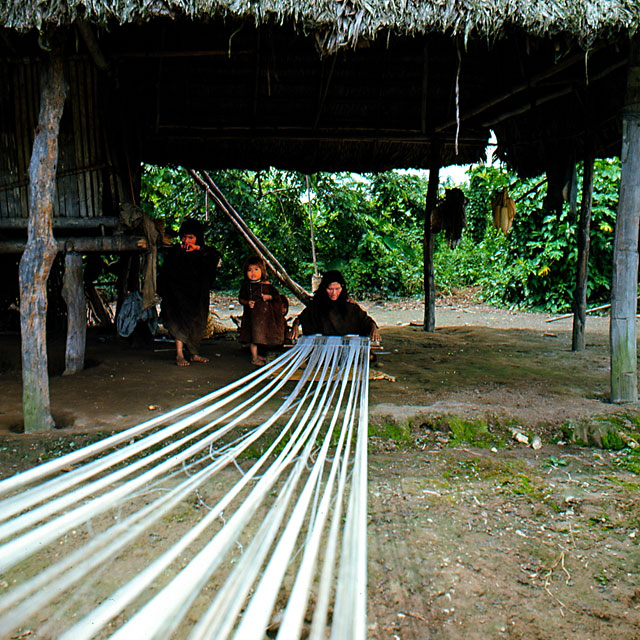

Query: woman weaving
left=293, top=270, right=380, bottom=342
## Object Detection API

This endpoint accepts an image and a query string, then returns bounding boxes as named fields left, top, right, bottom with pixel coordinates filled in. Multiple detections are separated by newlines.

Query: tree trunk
left=423, top=145, right=441, bottom=331
left=571, top=151, right=594, bottom=351
left=19, top=47, right=67, bottom=431
left=62, top=252, right=86, bottom=375
left=611, top=37, right=640, bottom=403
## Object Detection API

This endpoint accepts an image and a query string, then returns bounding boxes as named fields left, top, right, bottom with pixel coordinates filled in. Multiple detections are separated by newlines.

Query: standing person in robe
left=158, top=218, right=221, bottom=366
left=238, top=255, right=288, bottom=366
left=293, top=270, right=380, bottom=341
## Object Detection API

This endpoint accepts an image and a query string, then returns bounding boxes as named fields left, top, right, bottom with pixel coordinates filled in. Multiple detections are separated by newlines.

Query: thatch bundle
left=2, top=1, right=640, bottom=53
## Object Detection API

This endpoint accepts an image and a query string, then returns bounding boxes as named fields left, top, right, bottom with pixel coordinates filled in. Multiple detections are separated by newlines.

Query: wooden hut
left=1, top=1, right=639, bottom=429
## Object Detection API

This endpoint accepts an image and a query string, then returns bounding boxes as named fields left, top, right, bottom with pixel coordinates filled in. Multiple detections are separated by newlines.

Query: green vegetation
left=561, top=414, right=640, bottom=451
left=369, top=420, right=412, bottom=444
left=445, top=416, right=504, bottom=448
left=615, top=448, right=640, bottom=475
left=141, top=158, right=621, bottom=313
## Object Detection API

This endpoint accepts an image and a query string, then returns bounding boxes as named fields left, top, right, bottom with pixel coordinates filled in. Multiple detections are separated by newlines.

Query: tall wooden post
left=61, top=251, right=86, bottom=375
left=571, top=151, right=594, bottom=351
left=611, top=37, right=640, bottom=403
left=423, top=145, right=441, bottom=331
left=19, top=46, right=67, bottom=431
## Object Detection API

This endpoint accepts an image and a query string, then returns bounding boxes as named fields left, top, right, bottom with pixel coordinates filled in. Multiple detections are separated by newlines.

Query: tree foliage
left=141, top=159, right=620, bottom=312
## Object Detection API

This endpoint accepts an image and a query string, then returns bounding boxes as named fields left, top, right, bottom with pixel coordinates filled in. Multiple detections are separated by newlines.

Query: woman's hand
left=248, top=300, right=255, bottom=309
left=291, top=319, right=301, bottom=340
left=370, top=326, right=381, bottom=342
left=261, top=293, right=272, bottom=301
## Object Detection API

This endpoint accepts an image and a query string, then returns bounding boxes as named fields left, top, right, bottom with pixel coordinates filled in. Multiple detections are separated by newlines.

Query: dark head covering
left=178, top=218, right=205, bottom=247
left=314, top=269, right=348, bottom=311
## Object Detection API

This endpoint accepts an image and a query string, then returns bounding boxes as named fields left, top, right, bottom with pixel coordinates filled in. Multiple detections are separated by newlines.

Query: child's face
left=181, top=234, right=198, bottom=251
left=247, top=264, right=263, bottom=281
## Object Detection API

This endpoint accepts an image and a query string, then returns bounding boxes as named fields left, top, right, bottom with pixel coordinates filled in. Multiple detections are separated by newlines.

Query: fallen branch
left=546, top=301, right=613, bottom=323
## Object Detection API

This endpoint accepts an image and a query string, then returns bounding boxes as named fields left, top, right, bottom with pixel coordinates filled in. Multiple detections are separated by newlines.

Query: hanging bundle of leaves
left=491, top=187, right=516, bottom=234
left=431, top=187, right=467, bottom=249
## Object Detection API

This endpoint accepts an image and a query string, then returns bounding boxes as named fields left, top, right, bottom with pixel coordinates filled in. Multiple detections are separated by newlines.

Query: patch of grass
left=508, top=474, right=546, bottom=501
left=560, top=415, right=638, bottom=450
left=614, top=447, right=640, bottom=475
left=600, top=429, right=626, bottom=450
left=36, top=433, right=113, bottom=462
left=588, top=514, right=614, bottom=530
left=438, top=455, right=530, bottom=488
left=544, top=456, right=569, bottom=469
left=603, top=476, right=640, bottom=491
left=369, top=421, right=412, bottom=445
left=163, top=506, right=194, bottom=524
left=238, top=444, right=265, bottom=460
left=594, top=569, right=610, bottom=586
left=444, top=416, right=504, bottom=448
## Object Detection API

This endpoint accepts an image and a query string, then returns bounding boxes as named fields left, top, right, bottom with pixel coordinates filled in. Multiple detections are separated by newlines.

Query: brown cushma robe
left=298, top=299, right=376, bottom=337
left=238, top=280, right=288, bottom=346
left=158, top=244, right=220, bottom=355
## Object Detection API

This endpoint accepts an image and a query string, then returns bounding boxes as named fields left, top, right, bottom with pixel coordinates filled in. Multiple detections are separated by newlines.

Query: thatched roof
left=3, top=1, right=640, bottom=53
left=0, top=2, right=637, bottom=180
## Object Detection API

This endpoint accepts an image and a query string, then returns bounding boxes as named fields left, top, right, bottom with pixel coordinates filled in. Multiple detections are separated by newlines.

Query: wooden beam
left=112, top=49, right=254, bottom=59
left=0, top=162, right=113, bottom=193
left=0, top=216, right=120, bottom=229
left=61, top=251, right=86, bottom=375
left=571, top=150, right=594, bottom=351
left=19, top=45, right=67, bottom=432
left=611, top=37, right=640, bottom=402
left=435, top=45, right=607, bottom=133
left=481, top=59, right=627, bottom=128
left=0, top=235, right=144, bottom=253
left=153, top=126, right=489, bottom=143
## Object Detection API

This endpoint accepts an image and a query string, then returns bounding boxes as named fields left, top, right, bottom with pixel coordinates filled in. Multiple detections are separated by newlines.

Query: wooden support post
left=423, top=145, right=441, bottom=331
left=61, top=252, right=86, bottom=375
left=611, top=37, right=640, bottom=403
left=571, top=151, right=594, bottom=351
left=19, top=46, right=67, bottom=432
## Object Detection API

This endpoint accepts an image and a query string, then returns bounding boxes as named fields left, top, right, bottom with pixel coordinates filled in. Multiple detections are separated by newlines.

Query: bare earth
left=1, top=293, right=639, bottom=638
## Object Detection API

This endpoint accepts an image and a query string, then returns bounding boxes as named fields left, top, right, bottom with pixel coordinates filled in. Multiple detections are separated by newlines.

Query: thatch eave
left=0, top=8, right=632, bottom=179
left=3, top=1, right=640, bottom=54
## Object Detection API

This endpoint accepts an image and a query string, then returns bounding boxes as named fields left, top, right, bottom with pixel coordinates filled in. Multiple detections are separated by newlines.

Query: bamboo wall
left=0, top=57, right=122, bottom=226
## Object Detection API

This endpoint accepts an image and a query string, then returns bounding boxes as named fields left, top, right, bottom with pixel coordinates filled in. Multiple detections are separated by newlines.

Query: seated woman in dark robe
left=158, top=218, right=221, bottom=366
left=293, top=270, right=380, bottom=341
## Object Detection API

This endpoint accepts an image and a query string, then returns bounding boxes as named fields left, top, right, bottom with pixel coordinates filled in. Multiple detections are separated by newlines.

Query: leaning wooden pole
left=571, top=150, right=594, bottom=351
left=19, top=47, right=68, bottom=431
left=611, top=36, right=640, bottom=402
left=423, top=144, right=441, bottom=331
left=189, top=169, right=312, bottom=305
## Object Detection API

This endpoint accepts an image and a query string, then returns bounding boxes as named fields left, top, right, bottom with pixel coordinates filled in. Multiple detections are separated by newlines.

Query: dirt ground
left=1, top=292, right=640, bottom=638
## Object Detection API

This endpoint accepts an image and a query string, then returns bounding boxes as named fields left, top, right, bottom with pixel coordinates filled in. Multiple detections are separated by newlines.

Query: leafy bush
left=453, top=158, right=619, bottom=312
left=140, top=159, right=621, bottom=310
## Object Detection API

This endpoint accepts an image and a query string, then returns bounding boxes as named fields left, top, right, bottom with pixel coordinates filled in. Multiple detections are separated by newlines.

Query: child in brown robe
left=238, top=256, right=288, bottom=365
